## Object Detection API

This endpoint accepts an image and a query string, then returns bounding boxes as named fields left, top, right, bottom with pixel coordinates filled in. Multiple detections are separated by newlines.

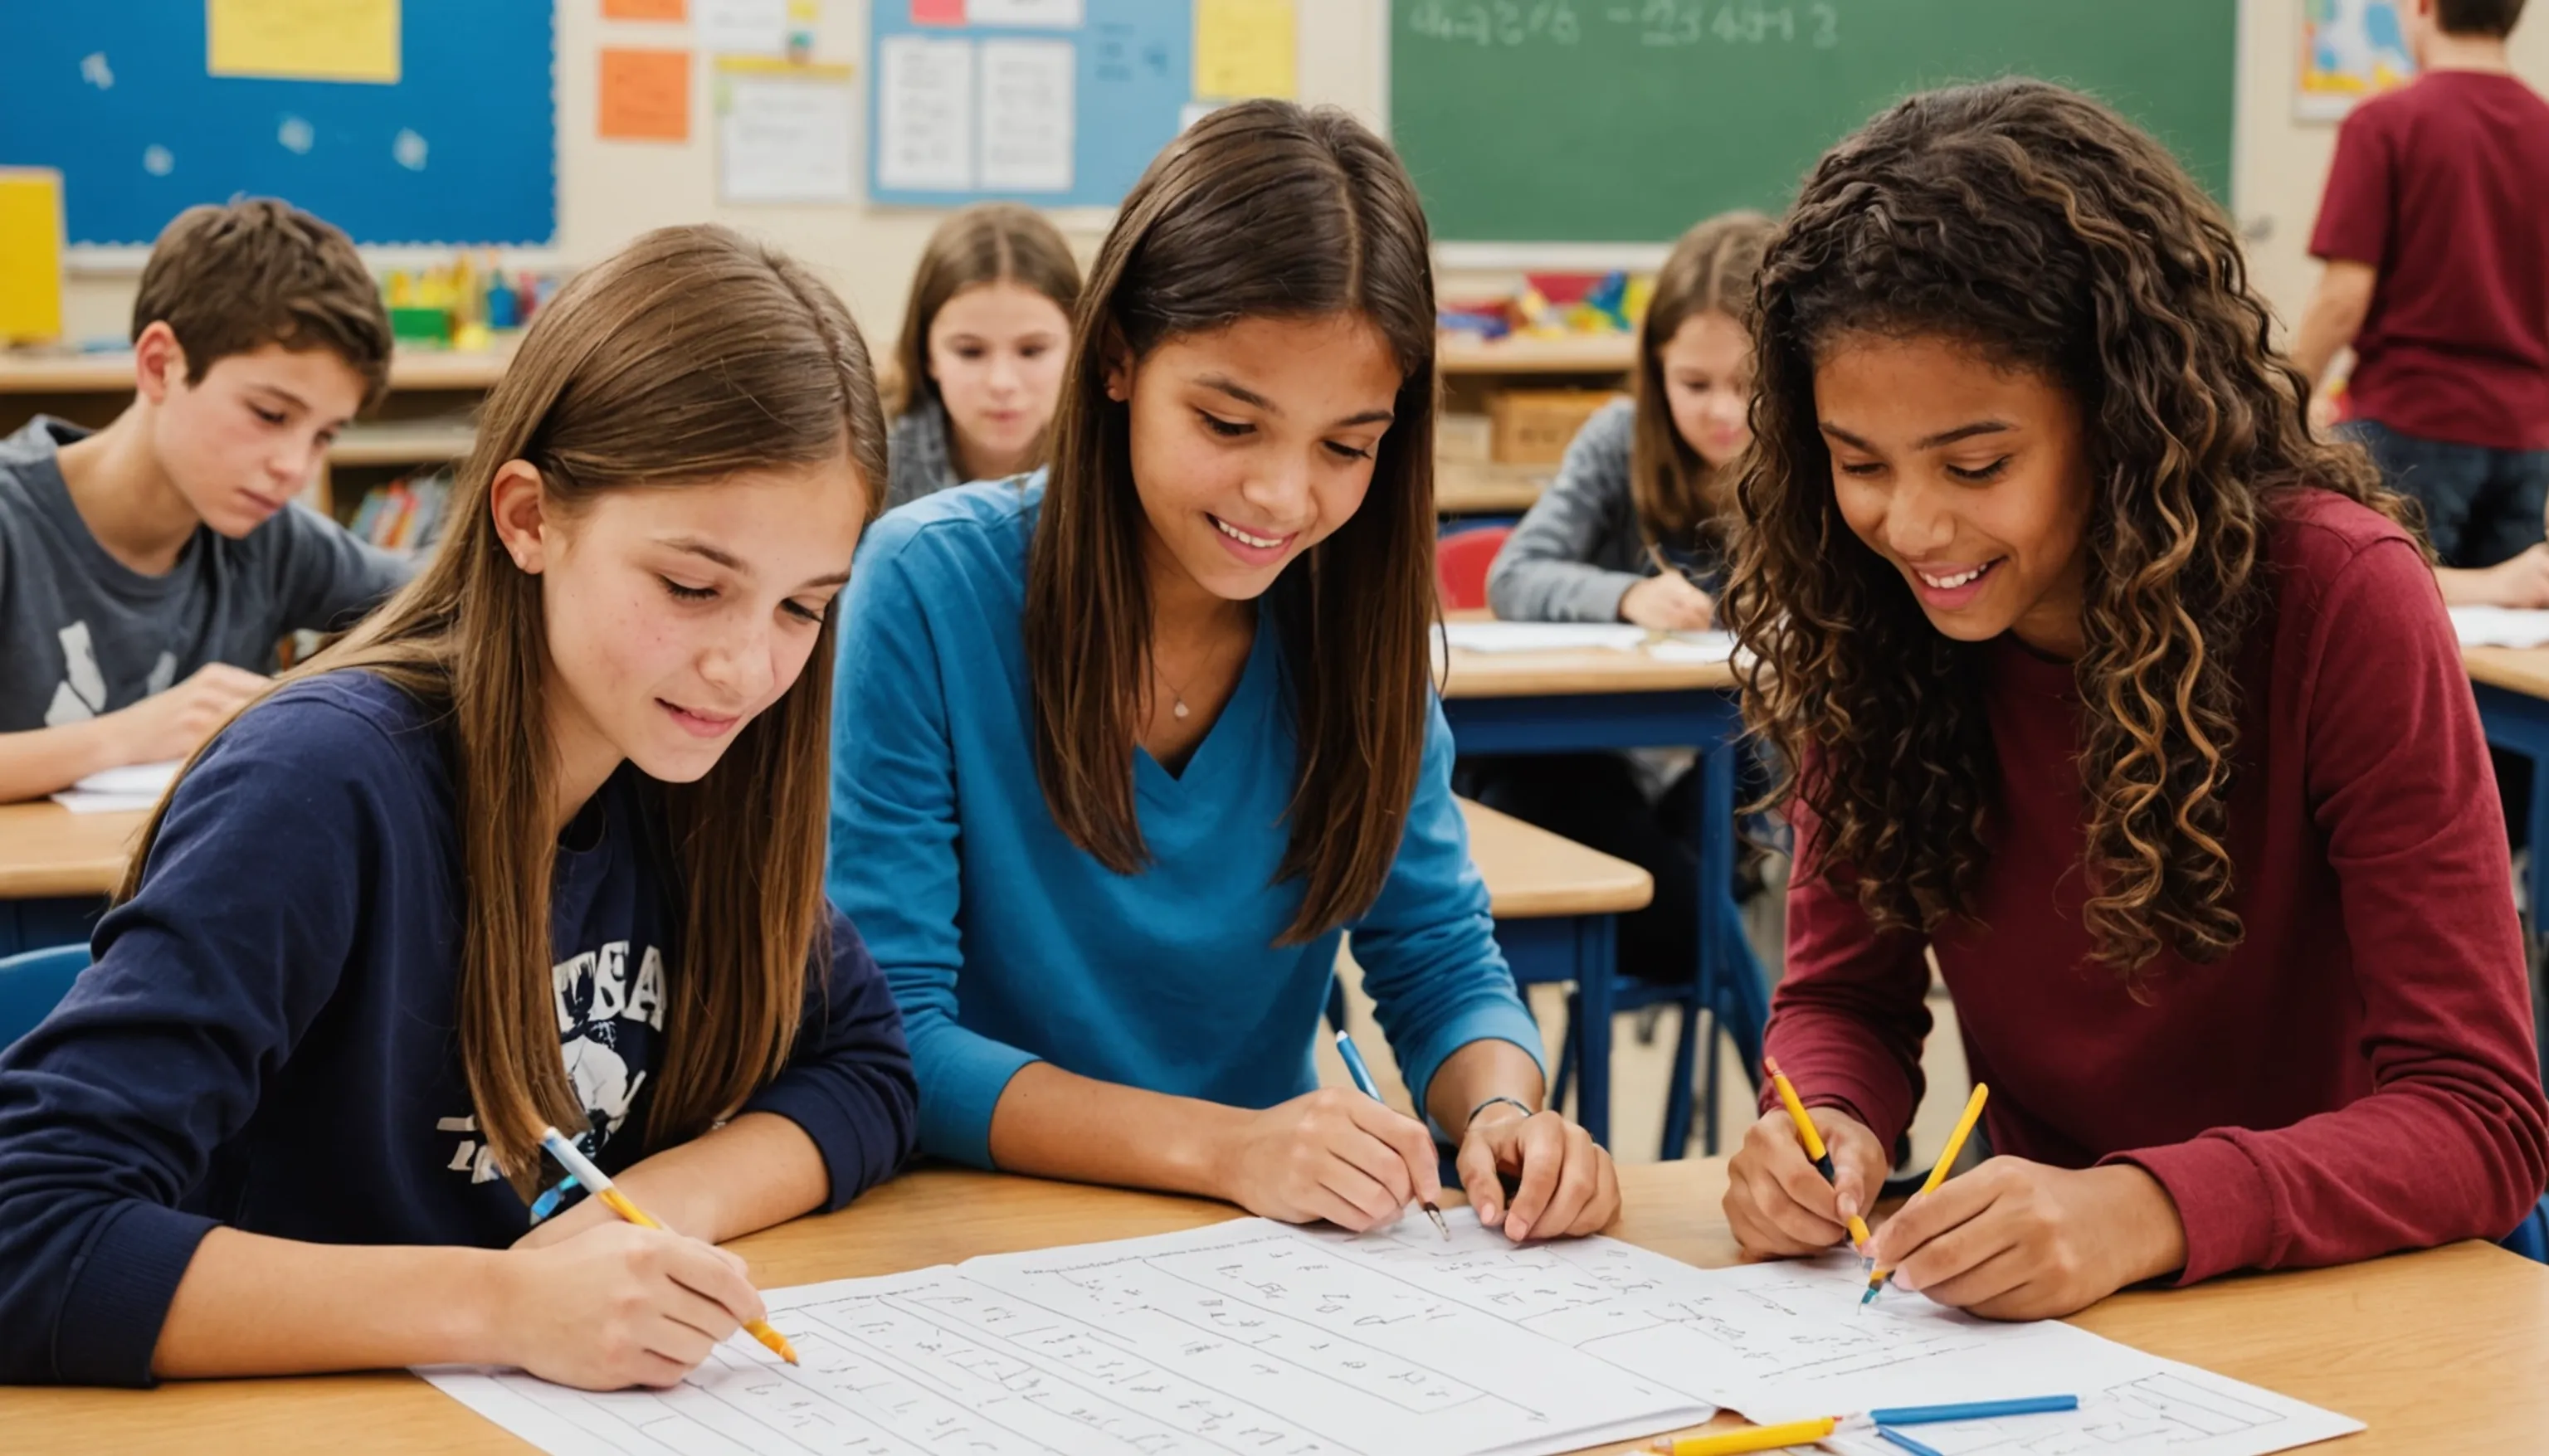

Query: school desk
left=0, top=802, right=137, bottom=957
left=2463, top=645, right=2549, bottom=1085
left=2, top=1157, right=2539, bottom=1454
left=1441, top=642, right=1766, bottom=1157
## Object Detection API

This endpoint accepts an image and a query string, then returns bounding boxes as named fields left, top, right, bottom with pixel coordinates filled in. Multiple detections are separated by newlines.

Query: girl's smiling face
left=1109, top=312, right=1402, bottom=606
left=1816, top=334, right=2095, bottom=657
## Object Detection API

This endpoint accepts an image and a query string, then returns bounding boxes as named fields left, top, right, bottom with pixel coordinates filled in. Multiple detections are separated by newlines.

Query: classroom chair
left=1435, top=525, right=1513, bottom=612
left=0, top=942, right=87, bottom=1053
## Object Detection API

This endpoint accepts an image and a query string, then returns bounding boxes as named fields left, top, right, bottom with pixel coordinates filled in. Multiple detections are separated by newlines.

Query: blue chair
left=0, top=942, right=89, bottom=1053
left=2503, top=1193, right=2549, bottom=1265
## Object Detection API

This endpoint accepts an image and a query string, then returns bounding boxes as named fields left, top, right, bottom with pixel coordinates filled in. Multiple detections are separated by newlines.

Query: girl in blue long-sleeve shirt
left=829, top=101, right=1619, bottom=1243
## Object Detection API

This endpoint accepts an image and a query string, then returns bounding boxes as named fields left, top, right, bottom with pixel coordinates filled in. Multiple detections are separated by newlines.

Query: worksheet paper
left=2450, top=605, right=2549, bottom=648
left=420, top=1217, right=2356, bottom=1456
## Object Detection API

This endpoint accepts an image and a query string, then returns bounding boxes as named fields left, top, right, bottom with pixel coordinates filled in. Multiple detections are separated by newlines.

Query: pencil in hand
left=537, top=1127, right=800, bottom=1365
left=1864, top=1082, right=1991, bottom=1306
left=1333, top=1030, right=1451, bottom=1239
left=1762, top=1055, right=1874, bottom=1259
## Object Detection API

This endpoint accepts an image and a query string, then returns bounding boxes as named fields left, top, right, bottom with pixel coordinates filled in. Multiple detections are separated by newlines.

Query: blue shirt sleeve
left=827, top=530, right=1038, bottom=1168
left=1350, top=699, right=1547, bottom=1133
left=0, top=694, right=395, bottom=1386
left=738, top=906, right=919, bottom=1208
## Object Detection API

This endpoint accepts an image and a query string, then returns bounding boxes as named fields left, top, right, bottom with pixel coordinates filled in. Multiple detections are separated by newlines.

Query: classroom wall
left=54, top=0, right=2549, bottom=352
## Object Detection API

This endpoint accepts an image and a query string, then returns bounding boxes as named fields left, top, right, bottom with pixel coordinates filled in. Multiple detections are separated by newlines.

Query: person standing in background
left=2293, top=0, right=2549, bottom=609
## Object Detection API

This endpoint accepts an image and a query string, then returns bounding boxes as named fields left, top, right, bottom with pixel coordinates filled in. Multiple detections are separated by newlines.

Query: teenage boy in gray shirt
left=0, top=199, right=411, bottom=802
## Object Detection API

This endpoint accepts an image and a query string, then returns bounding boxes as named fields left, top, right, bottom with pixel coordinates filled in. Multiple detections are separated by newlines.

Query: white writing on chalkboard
left=1406, top=0, right=1840, bottom=49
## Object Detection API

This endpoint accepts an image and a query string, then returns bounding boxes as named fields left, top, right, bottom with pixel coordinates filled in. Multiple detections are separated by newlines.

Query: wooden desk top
left=0, top=803, right=143, bottom=898
left=0, top=345, right=514, bottom=394
left=1438, top=333, right=1637, bottom=376
left=1441, top=643, right=1739, bottom=698
left=2464, top=645, right=2549, bottom=699
left=5, top=1159, right=2539, bottom=1453
left=1436, top=458, right=1552, bottom=514
left=1458, top=796, right=1652, bottom=918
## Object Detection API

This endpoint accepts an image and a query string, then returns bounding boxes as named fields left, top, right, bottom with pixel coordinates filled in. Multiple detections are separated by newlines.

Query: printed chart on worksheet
left=421, top=1213, right=2357, bottom=1456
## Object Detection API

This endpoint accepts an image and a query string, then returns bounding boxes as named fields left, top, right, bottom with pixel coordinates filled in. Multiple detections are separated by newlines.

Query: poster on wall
left=2298, top=0, right=2417, bottom=120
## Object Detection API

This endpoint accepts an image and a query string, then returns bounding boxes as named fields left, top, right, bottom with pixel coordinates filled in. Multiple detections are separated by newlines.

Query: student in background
left=831, top=102, right=1619, bottom=1244
left=0, top=199, right=411, bottom=803
left=1720, top=81, right=2547, bottom=1319
left=0, top=226, right=917, bottom=1388
left=2293, top=0, right=2549, bottom=609
left=1470, top=212, right=1772, bottom=987
left=885, top=202, right=1082, bottom=509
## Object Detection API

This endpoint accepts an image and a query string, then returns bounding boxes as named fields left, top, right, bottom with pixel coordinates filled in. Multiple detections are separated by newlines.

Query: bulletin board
left=0, top=1, right=557, bottom=249
left=866, top=0, right=1194, bottom=209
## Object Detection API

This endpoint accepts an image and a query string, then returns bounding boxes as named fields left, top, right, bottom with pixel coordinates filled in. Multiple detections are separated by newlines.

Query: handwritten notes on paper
left=877, top=34, right=977, bottom=191
left=423, top=1215, right=2356, bottom=1456
left=599, top=47, right=693, bottom=142
left=207, top=0, right=401, bottom=85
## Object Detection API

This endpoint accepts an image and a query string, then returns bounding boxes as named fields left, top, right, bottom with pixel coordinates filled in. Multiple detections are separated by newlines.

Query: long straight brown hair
left=1023, top=100, right=1440, bottom=943
left=888, top=202, right=1082, bottom=424
left=1631, top=211, right=1773, bottom=550
left=119, top=225, right=887, bottom=1195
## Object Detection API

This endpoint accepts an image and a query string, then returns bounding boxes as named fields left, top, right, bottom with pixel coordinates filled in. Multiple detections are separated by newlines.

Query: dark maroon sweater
left=1767, top=489, right=2549, bottom=1284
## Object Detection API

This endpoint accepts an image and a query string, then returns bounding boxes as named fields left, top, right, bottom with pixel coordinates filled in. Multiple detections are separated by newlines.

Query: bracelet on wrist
left=1466, top=1094, right=1537, bottom=1130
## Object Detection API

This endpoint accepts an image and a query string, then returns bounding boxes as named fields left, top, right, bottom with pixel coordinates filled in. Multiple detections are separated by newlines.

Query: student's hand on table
left=104, top=663, right=266, bottom=764
left=1216, top=1086, right=1444, bottom=1232
left=1724, top=1105, right=1888, bottom=1258
left=2480, top=545, right=2549, bottom=609
left=493, top=1220, right=765, bottom=1390
left=1618, top=573, right=1716, bottom=632
left=1864, top=1158, right=2187, bottom=1321
left=1455, top=1100, right=1619, bottom=1240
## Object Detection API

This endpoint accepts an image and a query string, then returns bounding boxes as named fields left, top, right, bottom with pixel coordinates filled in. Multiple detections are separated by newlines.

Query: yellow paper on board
left=208, top=0, right=402, bottom=85
left=1194, top=0, right=1295, bottom=100
left=0, top=170, right=65, bottom=344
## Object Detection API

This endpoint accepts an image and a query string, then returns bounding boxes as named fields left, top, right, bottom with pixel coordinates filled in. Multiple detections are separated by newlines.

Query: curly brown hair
left=1721, top=79, right=2415, bottom=976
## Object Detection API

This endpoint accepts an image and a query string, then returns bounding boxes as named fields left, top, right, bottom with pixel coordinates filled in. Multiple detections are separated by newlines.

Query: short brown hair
left=889, top=202, right=1082, bottom=418
left=132, top=199, right=393, bottom=409
left=2438, top=0, right=2524, bottom=35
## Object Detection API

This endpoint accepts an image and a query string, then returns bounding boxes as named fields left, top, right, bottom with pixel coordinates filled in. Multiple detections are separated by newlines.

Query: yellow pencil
left=1646, top=1416, right=1840, bottom=1455
left=1762, top=1055, right=1874, bottom=1254
left=1864, top=1082, right=1990, bottom=1306
left=538, top=1127, right=800, bottom=1366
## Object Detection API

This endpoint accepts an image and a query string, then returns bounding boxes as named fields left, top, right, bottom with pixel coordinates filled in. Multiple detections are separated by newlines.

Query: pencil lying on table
left=538, top=1126, right=799, bottom=1365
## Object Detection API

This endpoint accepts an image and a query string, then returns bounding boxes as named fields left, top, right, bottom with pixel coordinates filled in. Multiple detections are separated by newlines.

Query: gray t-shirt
left=0, top=416, right=412, bottom=734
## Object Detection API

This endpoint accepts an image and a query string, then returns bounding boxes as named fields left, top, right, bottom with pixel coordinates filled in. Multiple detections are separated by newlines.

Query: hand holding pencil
left=1721, top=1064, right=1890, bottom=1262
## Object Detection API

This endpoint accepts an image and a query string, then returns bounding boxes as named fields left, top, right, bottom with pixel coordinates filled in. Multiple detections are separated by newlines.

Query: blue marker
left=1333, top=1029, right=1451, bottom=1239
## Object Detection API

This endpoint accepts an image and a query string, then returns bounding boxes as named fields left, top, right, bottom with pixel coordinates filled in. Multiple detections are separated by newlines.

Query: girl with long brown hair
left=831, top=101, right=1619, bottom=1243
left=0, top=225, right=917, bottom=1388
left=884, top=202, right=1081, bottom=509
left=1469, top=210, right=1773, bottom=989
left=1719, top=80, right=2547, bottom=1319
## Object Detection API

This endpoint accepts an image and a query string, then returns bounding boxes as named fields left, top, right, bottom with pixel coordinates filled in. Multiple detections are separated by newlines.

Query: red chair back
left=1435, top=525, right=1513, bottom=611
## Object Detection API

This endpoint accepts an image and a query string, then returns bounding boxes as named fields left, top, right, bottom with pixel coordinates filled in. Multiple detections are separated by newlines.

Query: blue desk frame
left=2473, top=680, right=2549, bottom=1088
left=1444, top=685, right=1771, bottom=1155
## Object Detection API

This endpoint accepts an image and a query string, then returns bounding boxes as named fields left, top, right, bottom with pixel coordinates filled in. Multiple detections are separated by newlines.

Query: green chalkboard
left=1391, top=1, right=2237, bottom=244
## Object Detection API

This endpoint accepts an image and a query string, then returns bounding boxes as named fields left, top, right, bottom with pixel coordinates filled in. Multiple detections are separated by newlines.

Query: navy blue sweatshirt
left=0, top=671, right=918, bottom=1386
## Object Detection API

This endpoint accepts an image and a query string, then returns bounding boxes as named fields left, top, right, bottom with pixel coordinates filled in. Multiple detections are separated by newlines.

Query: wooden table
left=0, top=345, right=515, bottom=395
left=0, top=802, right=143, bottom=899
left=6, top=1158, right=2539, bottom=1453
left=1460, top=796, right=1650, bottom=919
left=1436, top=458, right=1554, bottom=515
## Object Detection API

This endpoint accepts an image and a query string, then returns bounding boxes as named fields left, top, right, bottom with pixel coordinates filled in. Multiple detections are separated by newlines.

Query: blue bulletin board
left=868, top=0, right=1192, bottom=208
left=0, top=2, right=556, bottom=248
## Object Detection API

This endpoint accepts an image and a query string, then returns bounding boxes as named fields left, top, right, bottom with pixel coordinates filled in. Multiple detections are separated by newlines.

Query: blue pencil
left=1869, top=1396, right=2079, bottom=1425
left=1874, top=1428, right=1946, bottom=1456
left=1333, top=1029, right=1451, bottom=1239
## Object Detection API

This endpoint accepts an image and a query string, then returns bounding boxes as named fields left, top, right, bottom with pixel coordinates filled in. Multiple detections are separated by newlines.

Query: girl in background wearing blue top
left=0, top=226, right=917, bottom=1389
left=831, top=100, right=1619, bottom=1242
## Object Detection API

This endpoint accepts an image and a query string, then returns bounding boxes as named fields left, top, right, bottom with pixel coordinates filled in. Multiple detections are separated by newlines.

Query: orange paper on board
left=599, top=47, right=692, bottom=142
left=603, top=0, right=687, bottom=17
